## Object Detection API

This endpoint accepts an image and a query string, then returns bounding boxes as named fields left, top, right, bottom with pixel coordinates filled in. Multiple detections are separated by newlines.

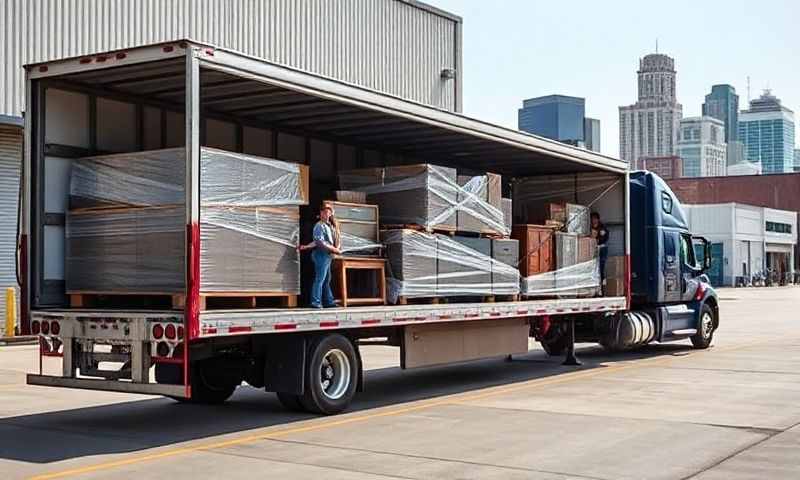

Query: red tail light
left=165, top=324, right=176, bottom=340
left=152, top=324, right=164, bottom=339
left=32, top=321, right=41, bottom=335
left=177, top=326, right=184, bottom=339
left=51, top=321, right=61, bottom=335
left=40, top=321, right=50, bottom=335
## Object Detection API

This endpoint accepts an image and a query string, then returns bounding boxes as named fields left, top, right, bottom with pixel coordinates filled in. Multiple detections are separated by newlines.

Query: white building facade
left=619, top=53, right=683, bottom=168
left=677, top=116, right=727, bottom=177
left=684, top=203, right=796, bottom=286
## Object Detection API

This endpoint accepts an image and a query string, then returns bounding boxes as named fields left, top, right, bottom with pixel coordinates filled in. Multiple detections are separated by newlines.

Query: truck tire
left=691, top=304, right=715, bottom=350
left=539, top=326, right=568, bottom=357
left=157, top=360, right=238, bottom=404
left=299, top=334, right=359, bottom=415
left=276, top=392, right=306, bottom=412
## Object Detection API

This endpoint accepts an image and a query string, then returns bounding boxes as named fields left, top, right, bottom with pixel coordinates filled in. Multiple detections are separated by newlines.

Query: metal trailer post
left=183, top=47, right=202, bottom=398
left=624, top=170, right=632, bottom=308
left=20, top=77, right=33, bottom=336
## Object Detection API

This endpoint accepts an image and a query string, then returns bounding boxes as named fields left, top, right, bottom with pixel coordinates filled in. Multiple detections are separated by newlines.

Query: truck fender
left=693, top=285, right=720, bottom=332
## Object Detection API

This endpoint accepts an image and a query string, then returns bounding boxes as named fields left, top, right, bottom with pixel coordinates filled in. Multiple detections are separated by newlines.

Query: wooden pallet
left=68, top=291, right=298, bottom=311
left=395, top=296, right=446, bottom=305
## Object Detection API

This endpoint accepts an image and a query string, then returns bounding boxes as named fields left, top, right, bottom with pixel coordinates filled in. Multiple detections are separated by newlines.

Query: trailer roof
left=28, top=40, right=628, bottom=176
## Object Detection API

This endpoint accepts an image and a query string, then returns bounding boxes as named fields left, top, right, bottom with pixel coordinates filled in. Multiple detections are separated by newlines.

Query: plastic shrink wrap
left=339, top=164, right=508, bottom=236
left=383, top=229, right=519, bottom=304
left=66, top=147, right=308, bottom=293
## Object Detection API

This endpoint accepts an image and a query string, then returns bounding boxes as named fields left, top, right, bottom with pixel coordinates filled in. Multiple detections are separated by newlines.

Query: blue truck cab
left=627, top=171, right=719, bottom=349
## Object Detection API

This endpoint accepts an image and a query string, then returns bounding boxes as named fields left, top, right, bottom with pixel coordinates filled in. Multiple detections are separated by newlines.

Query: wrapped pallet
left=438, top=236, right=492, bottom=296
left=455, top=173, right=504, bottom=234
left=383, top=229, right=437, bottom=302
left=66, top=147, right=308, bottom=294
left=383, top=229, right=519, bottom=303
left=491, top=238, right=520, bottom=295
left=66, top=206, right=185, bottom=292
left=339, top=164, right=508, bottom=236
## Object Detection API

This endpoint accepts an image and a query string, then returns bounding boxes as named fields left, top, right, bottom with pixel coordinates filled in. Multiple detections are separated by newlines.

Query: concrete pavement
left=0, top=286, right=798, bottom=479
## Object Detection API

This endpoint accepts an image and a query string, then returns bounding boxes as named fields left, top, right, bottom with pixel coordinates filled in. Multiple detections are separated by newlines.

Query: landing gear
left=561, top=318, right=582, bottom=366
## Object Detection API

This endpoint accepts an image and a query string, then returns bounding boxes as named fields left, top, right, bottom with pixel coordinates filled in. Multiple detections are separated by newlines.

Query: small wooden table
left=332, top=256, right=387, bottom=307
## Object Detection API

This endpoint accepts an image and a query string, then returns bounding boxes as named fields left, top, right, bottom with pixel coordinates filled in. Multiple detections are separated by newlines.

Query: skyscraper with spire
left=618, top=53, right=683, bottom=168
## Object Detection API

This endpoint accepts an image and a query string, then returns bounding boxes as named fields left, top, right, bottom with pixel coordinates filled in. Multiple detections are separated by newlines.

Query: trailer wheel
left=691, top=304, right=715, bottom=349
left=540, top=327, right=568, bottom=356
left=300, top=334, right=359, bottom=415
left=189, top=360, right=238, bottom=404
left=157, top=360, right=238, bottom=404
left=276, top=392, right=306, bottom=412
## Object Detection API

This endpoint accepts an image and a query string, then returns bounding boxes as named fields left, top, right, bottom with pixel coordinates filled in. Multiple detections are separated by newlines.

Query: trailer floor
left=1, top=286, right=799, bottom=480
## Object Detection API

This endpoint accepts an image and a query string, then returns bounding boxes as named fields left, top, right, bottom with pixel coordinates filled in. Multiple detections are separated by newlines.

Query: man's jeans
left=310, top=249, right=335, bottom=308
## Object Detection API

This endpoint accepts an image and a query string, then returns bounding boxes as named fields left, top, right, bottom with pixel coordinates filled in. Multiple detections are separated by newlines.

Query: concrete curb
left=0, top=336, right=38, bottom=346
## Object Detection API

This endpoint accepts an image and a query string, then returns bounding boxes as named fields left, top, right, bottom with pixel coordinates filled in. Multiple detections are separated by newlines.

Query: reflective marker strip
left=228, top=326, right=252, bottom=333
left=361, top=319, right=381, bottom=325
left=274, top=324, right=297, bottom=330
left=320, top=321, right=339, bottom=328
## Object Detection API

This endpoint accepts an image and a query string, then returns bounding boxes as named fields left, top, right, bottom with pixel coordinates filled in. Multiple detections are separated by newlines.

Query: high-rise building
left=677, top=116, right=727, bottom=177
left=518, top=95, right=586, bottom=145
left=583, top=118, right=601, bottom=152
left=619, top=53, right=683, bottom=168
left=702, top=84, right=739, bottom=142
left=702, top=84, right=744, bottom=167
left=738, top=90, right=795, bottom=174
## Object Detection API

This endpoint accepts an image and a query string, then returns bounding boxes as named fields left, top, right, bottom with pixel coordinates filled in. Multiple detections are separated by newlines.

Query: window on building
left=766, top=221, right=792, bottom=234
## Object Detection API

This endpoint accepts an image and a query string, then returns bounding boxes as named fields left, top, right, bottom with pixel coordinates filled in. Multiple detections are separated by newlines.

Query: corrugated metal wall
left=0, top=0, right=460, bottom=120
left=0, top=126, right=21, bottom=333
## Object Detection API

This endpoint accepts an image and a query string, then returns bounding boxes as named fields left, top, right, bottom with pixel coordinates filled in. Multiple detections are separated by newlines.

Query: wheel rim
left=701, top=312, right=714, bottom=339
left=319, top=349, right=351, bottom=400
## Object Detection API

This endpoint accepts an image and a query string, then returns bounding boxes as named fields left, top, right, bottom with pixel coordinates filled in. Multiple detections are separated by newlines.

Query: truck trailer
left=19, top=41, right=719, bottom=414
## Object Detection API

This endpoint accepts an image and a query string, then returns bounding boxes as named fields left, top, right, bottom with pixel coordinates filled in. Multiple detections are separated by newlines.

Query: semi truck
left=19, top=41, right=719, bottom=415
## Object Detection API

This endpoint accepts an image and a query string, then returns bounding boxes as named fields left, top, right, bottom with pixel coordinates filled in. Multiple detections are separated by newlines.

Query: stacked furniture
left=512, top=215, right=598, bottom=297
left=324, top=200, right=381, bottom=256
left=66, top=147, right=309, bottom=309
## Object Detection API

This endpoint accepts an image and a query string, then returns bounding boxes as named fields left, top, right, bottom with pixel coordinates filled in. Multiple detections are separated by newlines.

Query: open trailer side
left=22, top=41, right=630, bottom=413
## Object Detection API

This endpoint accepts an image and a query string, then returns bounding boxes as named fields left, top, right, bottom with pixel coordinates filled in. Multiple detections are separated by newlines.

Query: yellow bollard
left=5, top=288, right=15, bottom=338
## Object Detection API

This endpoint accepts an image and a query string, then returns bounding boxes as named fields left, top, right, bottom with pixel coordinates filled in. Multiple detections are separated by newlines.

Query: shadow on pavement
left=0, top=342, right=694, bottom=464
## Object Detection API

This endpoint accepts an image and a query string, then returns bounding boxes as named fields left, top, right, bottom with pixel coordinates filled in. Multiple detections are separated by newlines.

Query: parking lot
left=1, top=286, right=799, bottom=480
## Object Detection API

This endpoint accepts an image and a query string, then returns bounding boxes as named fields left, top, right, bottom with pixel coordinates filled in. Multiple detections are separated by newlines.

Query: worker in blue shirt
left=299, top=203, right=341, bottom=308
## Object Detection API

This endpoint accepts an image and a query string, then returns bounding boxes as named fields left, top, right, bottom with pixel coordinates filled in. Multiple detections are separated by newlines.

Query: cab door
left=661, top=231, right=681, bottom=303
left=679, top=233, right=702, bottom=302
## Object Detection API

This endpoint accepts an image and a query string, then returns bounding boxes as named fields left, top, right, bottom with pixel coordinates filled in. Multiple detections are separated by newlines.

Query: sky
left=427, top=0, right=800, bottom=158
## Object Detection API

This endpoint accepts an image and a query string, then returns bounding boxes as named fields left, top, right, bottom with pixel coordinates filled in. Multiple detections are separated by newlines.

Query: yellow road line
left=28, top=340, right=773, bottom=480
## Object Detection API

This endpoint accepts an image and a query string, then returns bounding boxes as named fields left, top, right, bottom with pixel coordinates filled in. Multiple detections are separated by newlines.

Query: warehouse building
left=683, top=203, right=796, bottom=286
left=0, top=0, right=463, bottom=333
left=668, top=173, right=800, bottom=279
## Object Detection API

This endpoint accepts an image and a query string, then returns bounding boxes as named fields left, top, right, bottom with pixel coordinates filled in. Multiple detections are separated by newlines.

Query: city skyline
left=428, top=0, right=799, bottom=158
